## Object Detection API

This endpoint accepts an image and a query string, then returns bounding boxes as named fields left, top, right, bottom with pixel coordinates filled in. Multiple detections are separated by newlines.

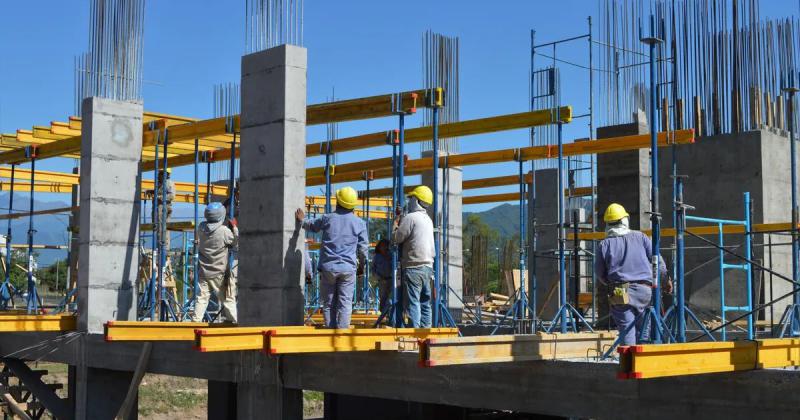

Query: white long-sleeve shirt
left=392, top=209, right=434, bottom=268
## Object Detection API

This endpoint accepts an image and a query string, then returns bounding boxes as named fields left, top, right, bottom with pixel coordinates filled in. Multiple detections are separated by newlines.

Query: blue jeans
left=320, top=271, right=356, bottom=328
left=403, top=265, right=433, bottom=328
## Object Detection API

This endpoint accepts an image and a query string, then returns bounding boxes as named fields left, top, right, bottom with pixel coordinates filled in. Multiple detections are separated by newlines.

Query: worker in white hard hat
left=296, top=186, right=369, bottom=328
left=392, top=185, right=435, bottom=328
left=193, top=202, right=238, bottom=323
left=594, top=203, right=670, bottom=345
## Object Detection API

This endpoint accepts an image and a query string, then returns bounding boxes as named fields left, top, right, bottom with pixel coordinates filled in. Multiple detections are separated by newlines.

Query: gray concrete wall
left=656, top=129, right=794, bottom=321
left=528, top=168, right=560, bottom=320
left=77, top=97, right=142, bottom=334
left=421, top=154, right=463, bottom=322
left=237, top=44, right=307, bottom=420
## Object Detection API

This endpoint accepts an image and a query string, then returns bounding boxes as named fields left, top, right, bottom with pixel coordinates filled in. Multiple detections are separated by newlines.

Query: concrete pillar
left=208, top=381, right=237, bottom=419
left=596, top=120, right=650, bottom=230
left=237, top=44, right=306, bottom=419
left=75, top=97, right=143, bottom=418
left=77, top=97, right=142, bottom=333
left=528, top=168, right=560, bottom=321
left=421, top=153, right=463, bottom=322
left=77, top=367, right=137, bottom=419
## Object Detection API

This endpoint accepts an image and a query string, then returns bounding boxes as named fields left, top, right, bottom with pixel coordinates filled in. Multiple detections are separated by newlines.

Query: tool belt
left=608, top=280, right=651, bottom=306
left=608, top=283, right=630, bottom=306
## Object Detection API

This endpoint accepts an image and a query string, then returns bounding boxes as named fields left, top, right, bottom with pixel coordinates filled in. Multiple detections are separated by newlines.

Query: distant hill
left=465, top=199, right=593, bottom=239
left=0, top=193, right=72, bottom=267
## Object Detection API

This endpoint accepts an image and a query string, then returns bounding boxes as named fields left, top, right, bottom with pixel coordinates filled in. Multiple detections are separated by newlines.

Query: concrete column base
left=75, top=367, right=137, bottom=419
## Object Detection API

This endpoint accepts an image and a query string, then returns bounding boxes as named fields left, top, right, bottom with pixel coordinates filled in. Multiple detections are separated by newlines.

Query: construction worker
left=594, top=203, right=671, bottom=345
left=155, top=168, right=176, bottom=250
left=192, top=202, right=238, bottom=323
left=371, top=239, right=392, bottom=314
left=295, top=186, right=368, bottom=328
left=393, top=185, right=435, bottom=328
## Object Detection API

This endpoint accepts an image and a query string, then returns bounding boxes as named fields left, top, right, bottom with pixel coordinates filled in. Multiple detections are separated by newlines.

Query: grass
left=137, top=375, right=207, bottom=417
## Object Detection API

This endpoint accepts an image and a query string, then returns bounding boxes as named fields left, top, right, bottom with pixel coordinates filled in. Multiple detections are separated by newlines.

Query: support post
left=238, top=44, right=307, bottom=420
left=76, top=97, right=143, bottom=418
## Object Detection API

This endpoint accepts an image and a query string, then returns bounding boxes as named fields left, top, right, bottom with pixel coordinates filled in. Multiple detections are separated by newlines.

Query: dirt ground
left=22, top=362, right=324, bottom=419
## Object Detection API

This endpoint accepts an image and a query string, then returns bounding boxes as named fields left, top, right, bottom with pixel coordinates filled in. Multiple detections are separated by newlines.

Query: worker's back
left=197, top=221, right=236, bottom=278
left=595, top=230, right=653, bottom=283
left=393, top=209, right=434, bottom=268
left=309, top=208, right=368, bottom=273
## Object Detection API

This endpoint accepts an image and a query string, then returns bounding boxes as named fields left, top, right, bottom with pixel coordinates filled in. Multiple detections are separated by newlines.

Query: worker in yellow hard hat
left=595, top=203, right=670, bottom=345
left=393, top=185, right=435, bottom=327
left=296, top=186, right=368, bottom=328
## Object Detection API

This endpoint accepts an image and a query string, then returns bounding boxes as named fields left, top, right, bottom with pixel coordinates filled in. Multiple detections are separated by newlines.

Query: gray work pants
left=320, top=270, right=356, bottom=328
left=610, top=282, right=653, bottom=345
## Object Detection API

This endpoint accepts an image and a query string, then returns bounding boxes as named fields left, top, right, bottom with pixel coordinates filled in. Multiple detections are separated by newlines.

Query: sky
left=0, top=0, right=798, bottom=213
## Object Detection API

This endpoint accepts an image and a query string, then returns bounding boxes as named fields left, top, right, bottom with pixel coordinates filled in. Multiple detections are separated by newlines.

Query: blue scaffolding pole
left=157, top=128, right=177, bottom=321
left=0, top=164, right=16, bottom=309
left=546, top=120, right=593, bottom=333
left=25, top=147, right=41, bottom=313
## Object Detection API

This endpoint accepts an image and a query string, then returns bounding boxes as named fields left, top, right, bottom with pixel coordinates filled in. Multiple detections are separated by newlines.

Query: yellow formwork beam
left=266, top=327, right=459, bottom=355
left=617, top=338, right=800, bottom=379
left=307, top=129, right=695, bottom=186
left=306, top=107, right=573, bottom=157
left=194, top=326, right=314, bottom=352
left=569, top=221, right=798, bottom=241
left=420, top=332, right=617, bottom=367
left=104, top=321, right=212, bottom=341
left=140, top=221, right=196, bottom=232
left=0, top=314, right=76, bottom=332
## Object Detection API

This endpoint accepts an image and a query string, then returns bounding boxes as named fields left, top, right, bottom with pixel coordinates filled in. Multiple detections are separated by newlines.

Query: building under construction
left=1, top=0, right=800, bottom=418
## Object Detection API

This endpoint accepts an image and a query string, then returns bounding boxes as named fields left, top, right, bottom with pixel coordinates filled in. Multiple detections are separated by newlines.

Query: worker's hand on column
left=295, top=208, right=305, bottom=223
left=229, top=218, right=238, bottom=229
left=393, top=216, right=400, bottom=229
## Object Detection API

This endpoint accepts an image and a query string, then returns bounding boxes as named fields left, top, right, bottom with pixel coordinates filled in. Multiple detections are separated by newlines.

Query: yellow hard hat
left=604, top=203, right=629, bottom=223
left=408, top=185, right=433, bottom=206
left=336, top=186, right=359, bottom=209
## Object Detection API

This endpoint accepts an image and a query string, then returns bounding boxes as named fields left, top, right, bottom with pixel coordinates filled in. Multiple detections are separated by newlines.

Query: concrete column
left=77, top=97, right=142, bottom=333
left=421, top=153, right=463, bottom=322
left=237, top=44, right=306, bottom=419
left=75, top=97, right=143, bottom=419
left=596, top=120, right=650, bottom=230
left=527, top=168, right=560, bottom=321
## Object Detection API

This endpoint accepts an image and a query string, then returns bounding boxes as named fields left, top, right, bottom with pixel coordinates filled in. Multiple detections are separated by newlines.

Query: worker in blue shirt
left=371, top=239, right=392, bottom=314
left=594, top=203, right=671, bottom=345
left=296, top=186, right=369, bottom=328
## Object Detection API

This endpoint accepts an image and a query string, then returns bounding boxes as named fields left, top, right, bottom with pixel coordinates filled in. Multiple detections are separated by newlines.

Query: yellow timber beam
left=266, top=327, right=459, bottom=354
left=140, top=221, right=196, bottom=232
left=0, top=314, right=76, bottom=332
left=617, top=338, right=800, bottom=379
left=420, top=332, right=617, bottom=367
left=569, top=221, right=798, bottom=241
left=194, top=326, right=314, bottom=352
left=104, top=321, right=212, bottom=341
left=308, top=129, right=695, bottom=186
left=306, top=106, right=573, bottom=157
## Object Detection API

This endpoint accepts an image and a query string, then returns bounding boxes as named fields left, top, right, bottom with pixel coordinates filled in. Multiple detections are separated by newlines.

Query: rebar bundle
left=245, top=0, right=304, bottom=53
left=530, top=67, right=562, bottom=170
left=599, top=0, right=800, bottom=136
left=422, top=30, right=460, bottom=154
left=83, top=0, right=145, bottom=104
left=211, top=83, right=240, bottom=182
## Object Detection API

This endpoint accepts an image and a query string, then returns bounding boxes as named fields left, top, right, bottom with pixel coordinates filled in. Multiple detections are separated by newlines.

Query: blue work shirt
left=372, top=252, right=392, bottom=279
left=303, top=208, right=369, bottom=273
left=594, top=231, right=667, bottom=284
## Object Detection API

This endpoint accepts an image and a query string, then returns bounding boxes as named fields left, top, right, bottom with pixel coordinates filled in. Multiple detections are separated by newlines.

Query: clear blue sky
left=0, top=0, right=797, bottom=210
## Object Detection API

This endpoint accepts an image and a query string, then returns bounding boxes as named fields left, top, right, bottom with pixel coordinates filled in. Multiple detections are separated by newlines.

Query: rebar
left=211, top=83, right=241, bottom=183
left=422, top=30, right=460, bottom=154
left=83, top=0, right=145, bottom=104
left=246, top=0, right=304, bottom=53
left=598, top=0, right=800, bottom=137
